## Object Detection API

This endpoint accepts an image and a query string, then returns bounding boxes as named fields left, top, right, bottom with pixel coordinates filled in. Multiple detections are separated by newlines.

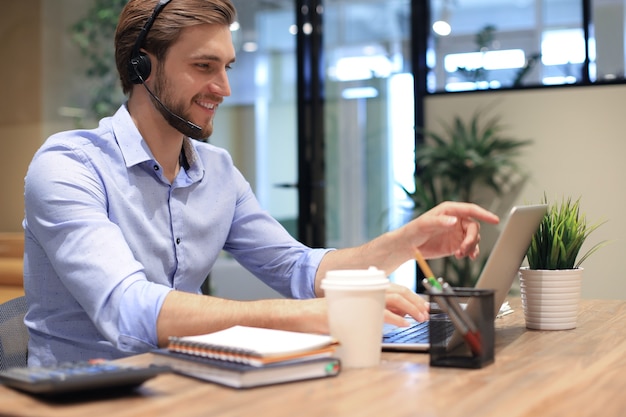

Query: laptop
left=382, top=204, right=548, bottom=351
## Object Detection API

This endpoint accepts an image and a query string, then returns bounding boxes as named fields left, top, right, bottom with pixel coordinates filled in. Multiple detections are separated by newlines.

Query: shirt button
left=176, top=238, right=181, bottom=244
left=154, top=165, right=159, bottom=171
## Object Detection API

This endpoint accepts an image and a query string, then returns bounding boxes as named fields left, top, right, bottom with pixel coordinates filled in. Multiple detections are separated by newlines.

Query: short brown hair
left=115, top=0, right=237, bottom=94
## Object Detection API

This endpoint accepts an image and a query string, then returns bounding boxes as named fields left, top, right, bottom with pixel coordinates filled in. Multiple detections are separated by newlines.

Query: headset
left=127, top=0, right=203, bottom=137
left=129, top=0, right=172, bottom=85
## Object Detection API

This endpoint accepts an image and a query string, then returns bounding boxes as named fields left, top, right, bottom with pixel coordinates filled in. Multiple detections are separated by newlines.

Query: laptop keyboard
left=383, top=320, right=430, bottom=344
left=383, top=314, right=455, bottom=345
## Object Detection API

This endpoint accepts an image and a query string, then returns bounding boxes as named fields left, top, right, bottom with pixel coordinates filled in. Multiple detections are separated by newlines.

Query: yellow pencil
left=415, top=250, right=435, bottom=279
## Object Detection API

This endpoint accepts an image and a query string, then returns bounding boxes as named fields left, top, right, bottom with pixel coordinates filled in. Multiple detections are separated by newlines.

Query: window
left=427, top=0, right=626, bottom=93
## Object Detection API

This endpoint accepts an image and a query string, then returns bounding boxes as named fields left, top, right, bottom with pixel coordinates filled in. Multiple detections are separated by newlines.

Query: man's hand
left=383, top=282, right=429, bottom=326
left=407, top=201, right=500, bottom=260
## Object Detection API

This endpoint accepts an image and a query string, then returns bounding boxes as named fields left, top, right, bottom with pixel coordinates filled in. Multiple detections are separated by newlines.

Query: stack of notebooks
left=152, top=325, right=340, bottom=388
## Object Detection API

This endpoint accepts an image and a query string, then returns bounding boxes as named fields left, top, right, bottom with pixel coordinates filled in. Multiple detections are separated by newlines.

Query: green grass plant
left=527, top=195, right=608, bottom=270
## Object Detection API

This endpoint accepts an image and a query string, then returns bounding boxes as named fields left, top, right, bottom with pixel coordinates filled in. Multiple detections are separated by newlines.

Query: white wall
left=426, top=85, right=626, bottom=300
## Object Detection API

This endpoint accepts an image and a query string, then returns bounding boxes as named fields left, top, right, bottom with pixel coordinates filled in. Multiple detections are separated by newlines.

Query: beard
left=150, top=70, right=214, bottom=141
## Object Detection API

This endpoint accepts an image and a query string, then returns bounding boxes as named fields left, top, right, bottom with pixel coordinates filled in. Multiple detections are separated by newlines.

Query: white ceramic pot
left=518, top=267, right=583, bottom=330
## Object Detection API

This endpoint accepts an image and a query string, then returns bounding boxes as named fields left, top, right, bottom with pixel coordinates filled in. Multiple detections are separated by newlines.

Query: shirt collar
left=111, top=104, right=205, bottom=181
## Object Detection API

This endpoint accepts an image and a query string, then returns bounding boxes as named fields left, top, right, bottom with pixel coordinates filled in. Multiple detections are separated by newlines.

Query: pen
left=415, top=251, right=482, bottom=356
left=438, top=279, right=482, bottom=355
left=421, top=278, right=482, bottom=356
left=422, top=279, right=482, bottom=356
left=438, top=279, right=478, bottom=333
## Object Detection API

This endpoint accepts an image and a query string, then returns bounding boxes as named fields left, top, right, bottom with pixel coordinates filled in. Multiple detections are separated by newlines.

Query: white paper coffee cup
left=321, top=267, right=390, bottom=368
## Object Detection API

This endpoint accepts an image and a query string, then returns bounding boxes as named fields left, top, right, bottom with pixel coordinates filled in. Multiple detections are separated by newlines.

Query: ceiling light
left=433, top=20, right=451, bottom=36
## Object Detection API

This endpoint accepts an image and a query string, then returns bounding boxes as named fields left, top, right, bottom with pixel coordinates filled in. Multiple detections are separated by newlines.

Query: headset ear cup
left=129, top=52, right=152, bottom=84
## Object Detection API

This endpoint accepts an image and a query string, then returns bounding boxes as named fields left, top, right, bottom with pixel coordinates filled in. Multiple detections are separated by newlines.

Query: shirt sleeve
left=24, top=138, right=170, bottom=352
left=222, top=169, right=334, bottom=299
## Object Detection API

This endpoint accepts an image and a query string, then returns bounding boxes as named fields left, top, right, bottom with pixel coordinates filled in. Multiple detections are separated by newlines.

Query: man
left=23, top=0, right=499, bottom=366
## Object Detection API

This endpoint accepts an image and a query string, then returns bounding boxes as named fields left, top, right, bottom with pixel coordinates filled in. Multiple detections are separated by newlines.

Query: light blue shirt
left=23, top=104, right=330, bottom=366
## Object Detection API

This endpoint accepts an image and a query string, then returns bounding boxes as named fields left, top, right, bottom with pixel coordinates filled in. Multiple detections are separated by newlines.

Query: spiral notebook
left=152, top=348, right=340, bottom=389
left=167, top=325, right=338, bottom=367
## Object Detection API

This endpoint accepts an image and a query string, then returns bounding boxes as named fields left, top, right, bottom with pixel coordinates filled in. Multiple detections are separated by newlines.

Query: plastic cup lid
left=321, top=267, right=390, bottom=289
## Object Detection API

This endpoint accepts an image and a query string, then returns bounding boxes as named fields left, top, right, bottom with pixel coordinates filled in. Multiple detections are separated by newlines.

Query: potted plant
left=404, top=105, right=533, bottom=287
left=519, top=195, right=608, bottom=330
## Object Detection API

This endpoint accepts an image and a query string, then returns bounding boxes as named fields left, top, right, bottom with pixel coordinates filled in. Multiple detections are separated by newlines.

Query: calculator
left=0, top=360, right=171, bottom=396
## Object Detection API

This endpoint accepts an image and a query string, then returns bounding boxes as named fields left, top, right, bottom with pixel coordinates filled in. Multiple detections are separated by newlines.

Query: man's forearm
left=314, top=228, right=412, bottom=296
left=156, top=291, right=327, bottom=346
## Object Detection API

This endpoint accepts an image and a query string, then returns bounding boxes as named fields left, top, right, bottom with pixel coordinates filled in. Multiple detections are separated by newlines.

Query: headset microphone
left=128, top=0, right=203, bottom=138
left=133, top=68, right=203, bottom=137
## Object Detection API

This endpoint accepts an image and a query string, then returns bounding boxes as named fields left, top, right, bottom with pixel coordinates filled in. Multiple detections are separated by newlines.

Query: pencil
left=415, top=250, right=434, bottom=278
left=415, top=250, right=442, bottom=291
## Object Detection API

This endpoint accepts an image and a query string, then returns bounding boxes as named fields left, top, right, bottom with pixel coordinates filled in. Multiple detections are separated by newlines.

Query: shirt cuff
left=291, top=248, right=335, bottom=299
left=117, top=280, right=173, bottom=352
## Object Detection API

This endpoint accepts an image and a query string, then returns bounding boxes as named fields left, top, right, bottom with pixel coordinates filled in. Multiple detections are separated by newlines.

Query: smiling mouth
left=196, top=101, right=216, bottom=111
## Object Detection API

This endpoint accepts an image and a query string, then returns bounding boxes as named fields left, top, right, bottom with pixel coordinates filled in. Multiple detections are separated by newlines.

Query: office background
left=1, top=0, right=623, bottom=300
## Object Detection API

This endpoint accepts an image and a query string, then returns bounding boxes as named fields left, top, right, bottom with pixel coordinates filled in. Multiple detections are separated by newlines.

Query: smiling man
left=22, top=0, right=499, bottom=366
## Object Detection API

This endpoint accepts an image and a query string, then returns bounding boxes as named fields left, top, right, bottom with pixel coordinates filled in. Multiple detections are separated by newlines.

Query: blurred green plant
left=70, top=0, right=127, bottom=122
left=404, top=106, right=532, bottom=286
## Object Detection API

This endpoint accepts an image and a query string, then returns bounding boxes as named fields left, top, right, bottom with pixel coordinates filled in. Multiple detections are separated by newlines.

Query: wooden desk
left=1, top=298, right=625, bottom=417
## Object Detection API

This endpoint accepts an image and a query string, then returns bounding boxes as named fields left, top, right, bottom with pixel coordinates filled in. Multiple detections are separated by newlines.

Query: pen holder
left=428, top=288, right=495, bottom=369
